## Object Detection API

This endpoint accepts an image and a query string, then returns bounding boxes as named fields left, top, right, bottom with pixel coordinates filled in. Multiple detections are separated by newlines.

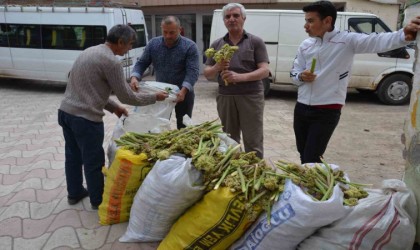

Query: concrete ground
left=0, top=76, right=409, bottom=249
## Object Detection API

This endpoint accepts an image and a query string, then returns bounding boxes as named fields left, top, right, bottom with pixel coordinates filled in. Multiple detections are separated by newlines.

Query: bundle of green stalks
left=273, top=160, right=369, bottom=206
left=115, top=119, right=224, bottom=162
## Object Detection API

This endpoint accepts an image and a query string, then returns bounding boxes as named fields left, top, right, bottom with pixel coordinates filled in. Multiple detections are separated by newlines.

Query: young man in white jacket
left=290, top=0, right=420, bottom=164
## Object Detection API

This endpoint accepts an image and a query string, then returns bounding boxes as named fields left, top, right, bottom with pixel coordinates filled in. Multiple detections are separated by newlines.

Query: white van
left=210, top=9, right=415, bottom=105
left=0, top=5, right=148, bottom=82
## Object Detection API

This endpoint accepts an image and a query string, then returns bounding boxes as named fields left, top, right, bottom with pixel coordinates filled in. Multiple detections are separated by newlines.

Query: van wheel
left=376, top=74, right=412, bottom=105
left=263, top=78, right=270, bottom=96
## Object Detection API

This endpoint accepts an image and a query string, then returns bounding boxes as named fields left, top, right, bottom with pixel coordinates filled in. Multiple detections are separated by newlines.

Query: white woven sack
left=231, top=178, right=349, bottom=250
left=298, top=179, right=417, bottom=250
left=119, top=155, right=205, bottom=242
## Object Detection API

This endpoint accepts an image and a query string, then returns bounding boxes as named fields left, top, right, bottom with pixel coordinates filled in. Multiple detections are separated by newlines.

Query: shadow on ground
left=0, top=78, right=66, bottom=93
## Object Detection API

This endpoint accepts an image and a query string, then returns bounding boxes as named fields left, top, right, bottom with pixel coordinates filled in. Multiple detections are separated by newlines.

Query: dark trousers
left=58, top=110, right=105, bottom=206
left=293, top=102, right=341, bottom=164
left=175, top=90, right=195, bottom=129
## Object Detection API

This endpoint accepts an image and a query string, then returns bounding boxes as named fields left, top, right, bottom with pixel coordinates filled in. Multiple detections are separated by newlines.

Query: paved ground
left=0, top=76, right=409, bottom=249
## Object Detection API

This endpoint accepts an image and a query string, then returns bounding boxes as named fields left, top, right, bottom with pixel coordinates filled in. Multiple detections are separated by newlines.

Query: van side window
left=1, top=24, right=106, bottom=50
left=78, top=26, right=107, bottom=50
left=130, top=24, right=147, bottom=49
left=0, top=24, right=10, bottom=47
left=42, top=25, right=106, bottom=50
left=7, top=24, right=41, bottom=48
left=348, top=18, right=390, bottom=34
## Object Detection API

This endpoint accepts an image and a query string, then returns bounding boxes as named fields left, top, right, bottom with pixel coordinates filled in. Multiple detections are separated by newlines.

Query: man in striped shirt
left=130, top=16, right=200, bottom=129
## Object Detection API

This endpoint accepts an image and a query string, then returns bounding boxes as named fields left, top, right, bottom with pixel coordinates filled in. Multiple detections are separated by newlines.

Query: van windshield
left=130, top=24, right=147, bottom=49
left=348, top=17, right=391, bottom=34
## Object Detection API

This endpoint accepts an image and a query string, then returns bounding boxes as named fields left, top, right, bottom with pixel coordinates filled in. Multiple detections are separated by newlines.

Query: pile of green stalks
left=115, top=120, right=369, bottom=221
left=273, top=160, right=369, bottom=206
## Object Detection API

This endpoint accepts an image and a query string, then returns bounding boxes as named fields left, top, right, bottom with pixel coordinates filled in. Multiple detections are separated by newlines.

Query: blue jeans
left=293, top=102, right=341, bottom=164
left=58, top=110, right=104, bottom=206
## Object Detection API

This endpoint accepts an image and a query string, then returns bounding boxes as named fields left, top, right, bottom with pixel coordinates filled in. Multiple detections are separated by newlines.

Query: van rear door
left=5, top=6, right=45, bottom=80
left=243, top=11, right=280, bottom=83
left=115, top=8, right=148, bottom=81
left=0, top=7, right=13, bottom=74
left=276, top=12, right=306, bottom=84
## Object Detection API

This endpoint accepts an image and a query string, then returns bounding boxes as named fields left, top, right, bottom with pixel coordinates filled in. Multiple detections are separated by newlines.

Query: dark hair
left=161, top=16, right=181, bottom=27
left=303, top=1, right=337, bottom=28
left=106, top=24, right=137, bottom=44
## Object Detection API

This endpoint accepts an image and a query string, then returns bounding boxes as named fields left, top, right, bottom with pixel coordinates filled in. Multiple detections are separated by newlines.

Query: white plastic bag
left=134, top=81, right=179, bottom=120
left=231, top=178, right=349, bottom=250
left=106, top=113, right=170, bottom=166
left=298, top=179, right=417, bottom=250
left=119, top=155, right=205, bottom=242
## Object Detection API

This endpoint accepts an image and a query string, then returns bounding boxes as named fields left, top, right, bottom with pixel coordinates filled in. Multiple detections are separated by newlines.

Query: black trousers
left=293, top=102, right=341, bottom=164
left=175, top=90, right=195, bottom=129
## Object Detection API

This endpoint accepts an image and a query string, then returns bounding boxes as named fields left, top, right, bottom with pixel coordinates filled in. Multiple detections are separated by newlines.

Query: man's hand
left=156, top=91, right=169, bottom=101
left=218, top=59, right=230, bottom=71
left=176, top=87, right=188, bottom=103
left=299, top=70, right=317, bottom=83
left=129, top=76, right=140, bottom=92
left=221, top=70, right=242, bottom=84
left=403, top=16, right=420, bottom=41
left=114, top=105, right=128, bottom=118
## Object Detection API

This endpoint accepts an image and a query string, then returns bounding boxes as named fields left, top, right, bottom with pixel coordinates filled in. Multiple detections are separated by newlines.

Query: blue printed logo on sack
left=232, top=191, right=295, bottom=250
left=281, top=190, right=292, bottom=201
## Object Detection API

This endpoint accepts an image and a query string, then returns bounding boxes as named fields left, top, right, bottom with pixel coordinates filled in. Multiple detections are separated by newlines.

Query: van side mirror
left=377, top=47, right=410, bottom=59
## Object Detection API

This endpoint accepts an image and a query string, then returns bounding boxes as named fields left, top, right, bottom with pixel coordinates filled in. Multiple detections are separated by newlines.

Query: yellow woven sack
left=158, top=187, right=260, bottom=250
left=98, top=148, right=150, bottom=225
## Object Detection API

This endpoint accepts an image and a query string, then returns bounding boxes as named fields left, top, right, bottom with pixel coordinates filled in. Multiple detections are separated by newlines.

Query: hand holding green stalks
left=205, top=44, right=239, bottom=86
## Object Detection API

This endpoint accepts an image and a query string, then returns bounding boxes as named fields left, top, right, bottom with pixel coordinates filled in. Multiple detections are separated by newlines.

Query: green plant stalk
left=315, top=163, right=330, bottom=179
left=215, top=144, right=241, bottom=173
left=244, top=179, right=252, bottom=200
left=315, top=179, right=328, bottom=195
left=266, top=202, right=272, bottom=226
left=313, top=169, right=328, bottom=185
left=310, top=58, right=316, bottom=73
left=209, top=137, right=221, bottom=156
left=249, top=190, right=268, bottom=204
left=265, top=171, right=289, bottom=179
left=274, top=190, right=281, bottom=202
left=252, top=164, right=260, bottom=199
left=254, top=173, right=264, bottom=191
left=237, top=167, right=247, bottom=193
left=169, top=118, right=218, bottom=138
left=214, top=165, right=232, bottom=190
left=321, top=172, right=335, bottom=201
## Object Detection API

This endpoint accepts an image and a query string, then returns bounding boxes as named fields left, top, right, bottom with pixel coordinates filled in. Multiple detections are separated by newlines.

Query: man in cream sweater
left=58, top=25, right=168, bottom=209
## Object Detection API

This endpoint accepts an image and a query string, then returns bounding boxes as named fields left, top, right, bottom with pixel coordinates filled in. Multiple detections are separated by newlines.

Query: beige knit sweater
left=59, top=44, right=156, bottom=122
